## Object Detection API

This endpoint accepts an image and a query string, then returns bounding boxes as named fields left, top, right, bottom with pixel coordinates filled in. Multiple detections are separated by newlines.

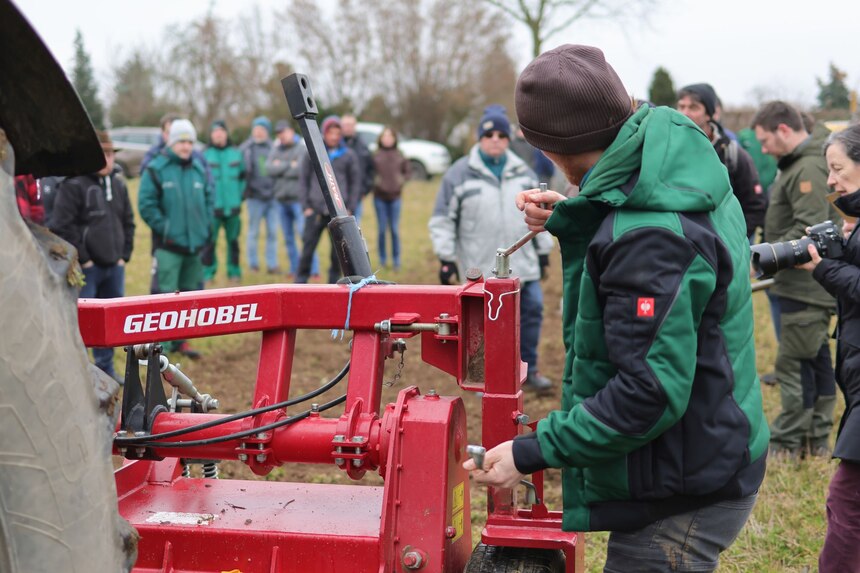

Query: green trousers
left=202, top=214, right=242, bottom=281
left=154, top=248, right=203, bottom=353
left=769, top=301, right=836, bottom=452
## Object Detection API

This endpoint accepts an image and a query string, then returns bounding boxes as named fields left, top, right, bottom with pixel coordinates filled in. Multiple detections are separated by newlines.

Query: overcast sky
left=15, top=0, right=860, bottom=111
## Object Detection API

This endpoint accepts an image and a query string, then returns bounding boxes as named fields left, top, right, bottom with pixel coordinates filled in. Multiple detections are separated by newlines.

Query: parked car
left=108, top=127, right=162, bottom=178
left=109, top=126, right=205, bottom=178
left=356, top=122, right=451, bottom=180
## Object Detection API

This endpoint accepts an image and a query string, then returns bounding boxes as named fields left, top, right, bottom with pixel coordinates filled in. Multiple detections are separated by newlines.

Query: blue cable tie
left=331, top=274, right=380, bottom=340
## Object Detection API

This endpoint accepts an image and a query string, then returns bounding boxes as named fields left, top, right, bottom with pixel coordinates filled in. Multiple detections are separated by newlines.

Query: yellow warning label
left=452, top=482, right=464, bottom=513
left=451, top=510, right=464, bottom=543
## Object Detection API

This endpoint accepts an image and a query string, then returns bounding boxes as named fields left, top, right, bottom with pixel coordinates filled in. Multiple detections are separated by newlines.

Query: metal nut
left=238, top=453, right=248, bottom=462
left=403, top=551, right=423, bottom=569
left=255, top=454, right=267, bottom=463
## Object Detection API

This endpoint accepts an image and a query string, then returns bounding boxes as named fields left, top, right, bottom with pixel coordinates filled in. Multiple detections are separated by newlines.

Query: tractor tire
left=0, top=157, right=136, bottom=572
left=464, top=543, right=565, bottom=573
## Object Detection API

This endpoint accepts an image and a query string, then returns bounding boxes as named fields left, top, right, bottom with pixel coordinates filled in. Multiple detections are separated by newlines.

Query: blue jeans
left=520, top=280, right=544, bottom=374
left=354, top=196, right=365, bottom=225
left=80, top=264, right=125, bottom=378
left=246, top=197, right=279, bottom=271
left=373, top=197, right=402, bottom=267
left=280, top=201, right=318, bottom=275
left=604, top=493, right=757, bottom=572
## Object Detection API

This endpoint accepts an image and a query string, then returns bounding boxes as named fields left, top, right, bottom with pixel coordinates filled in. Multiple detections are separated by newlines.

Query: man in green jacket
left=464, top=45, right=768, bottom=571
left=139, top=119, right=214, bottom=359
left=202, top=120, right=245, bottom=284
left=752, top=101, right=840, bottom=458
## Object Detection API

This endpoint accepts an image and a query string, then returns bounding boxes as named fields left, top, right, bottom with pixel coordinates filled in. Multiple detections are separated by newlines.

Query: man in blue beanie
left=429, top=104, right=555, bottom=392
left=241, top=115, right=279, bottom=274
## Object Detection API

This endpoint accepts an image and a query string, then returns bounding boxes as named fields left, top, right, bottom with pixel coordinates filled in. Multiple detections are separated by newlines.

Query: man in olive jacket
left=139, top=119, right=213, bottom=358
left=464, top=45, right=768, bottom=571
left=753, top=101, right=840, bottom=458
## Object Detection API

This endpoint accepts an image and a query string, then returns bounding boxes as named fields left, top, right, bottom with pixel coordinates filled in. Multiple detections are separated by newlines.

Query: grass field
left=112, top=176, right=838, bottom=572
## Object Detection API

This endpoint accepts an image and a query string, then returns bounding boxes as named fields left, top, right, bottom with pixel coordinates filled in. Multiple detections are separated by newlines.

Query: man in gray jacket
left=241, top=115, right=278, bottom=273
left=295, top=115, right=361, bottom=284
left=429, top=105, right=555, bottom=392
left=267, top=120, right=317, bottom=278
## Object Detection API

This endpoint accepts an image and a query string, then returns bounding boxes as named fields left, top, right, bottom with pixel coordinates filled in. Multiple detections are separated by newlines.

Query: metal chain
left=384, top=347, right=406, bottom=387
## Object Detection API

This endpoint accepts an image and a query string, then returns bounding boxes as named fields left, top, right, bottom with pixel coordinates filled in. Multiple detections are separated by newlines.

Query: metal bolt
left=445, top=526, right=457, bottom=539
left=134, top=431, right=147, bottom=438
left=352, top=459, right=362, bottom=467
left=334, top=457, right=344, bottom=465
left=427, top=389, right=437, bottom=397
left=439, top=313, right=449, bottom=319
left=333, top=435, right=345, bottom=442
left=256, top=454, right=267, bottom=463
left=135, top=447, right=145, bottom=458
left=257, top=433, right=268, bottom=440
left=118, top=447, right=127, bottom=455
left=516, top=413, right=530, bottom=425
left=238, top=453, right=248, bottom=462
left=403, top=551, right=423, bottom=569
left=351, top=436, right=363, bottom=443
left=311, top=403, right=320, bottom=413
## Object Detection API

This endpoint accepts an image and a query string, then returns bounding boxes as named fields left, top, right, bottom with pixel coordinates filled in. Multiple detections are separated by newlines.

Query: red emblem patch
left=637, top=297, right=655, bottom=318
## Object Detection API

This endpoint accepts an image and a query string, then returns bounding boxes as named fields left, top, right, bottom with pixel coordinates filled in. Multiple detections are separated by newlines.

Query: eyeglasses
left=482, top=131, right=509, bottom=140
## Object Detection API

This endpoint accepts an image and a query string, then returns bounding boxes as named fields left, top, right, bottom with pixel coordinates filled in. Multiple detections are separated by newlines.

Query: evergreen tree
left=648, top=67, right=676, bottom=107
left=817, top=63, right=850, bottom=110
left=71, top=30, right=105, bottom=129
left=110, top=51, right=164, bottom=127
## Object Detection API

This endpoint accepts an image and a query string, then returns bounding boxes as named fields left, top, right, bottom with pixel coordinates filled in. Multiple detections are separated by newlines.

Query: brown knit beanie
left=515, top=44, right=633, bottom=155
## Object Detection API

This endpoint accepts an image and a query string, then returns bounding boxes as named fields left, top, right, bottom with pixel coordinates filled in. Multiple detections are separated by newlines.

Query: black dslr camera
left=751, top=221, right=845, bottom=278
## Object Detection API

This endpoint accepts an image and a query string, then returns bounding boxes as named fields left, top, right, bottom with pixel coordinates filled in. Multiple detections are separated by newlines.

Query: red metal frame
left=79, top=276, right=582, bottom=572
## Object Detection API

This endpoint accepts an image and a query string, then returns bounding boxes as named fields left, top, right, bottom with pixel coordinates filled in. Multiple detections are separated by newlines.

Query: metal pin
left=466, top=444, right=486, bottom=470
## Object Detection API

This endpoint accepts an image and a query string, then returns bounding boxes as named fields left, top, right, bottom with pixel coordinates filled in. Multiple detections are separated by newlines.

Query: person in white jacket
left=429, top=105, right=555, bottom=392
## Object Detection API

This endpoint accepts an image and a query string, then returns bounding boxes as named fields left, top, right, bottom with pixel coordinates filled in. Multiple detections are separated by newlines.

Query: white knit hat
left=167, top=119, right=197, bottom=147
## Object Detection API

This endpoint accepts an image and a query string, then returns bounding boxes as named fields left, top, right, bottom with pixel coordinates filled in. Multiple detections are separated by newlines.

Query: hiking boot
left=768, top=445, right=801, bottom=462
left=176, top=342, right=202, bottom=360
left=809, top=445, right=833, bottom=459
left=523, top=372, right=552, bottom=393
left=760, top=372, right=778, bottom=386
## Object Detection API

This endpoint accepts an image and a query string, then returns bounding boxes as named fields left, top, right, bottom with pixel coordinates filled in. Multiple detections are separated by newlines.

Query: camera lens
left=751, top=237, right=813, bottom=278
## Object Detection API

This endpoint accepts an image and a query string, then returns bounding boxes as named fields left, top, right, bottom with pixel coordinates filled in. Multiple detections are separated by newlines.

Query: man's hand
left=515, top=188, right=566, bottom=233
left=797, top=243, right=822, bottom=271
left=117, top=259, right=125, bottom=267
left=539, top=254, right=549, bottom=280
left=439, top=260, right=459, bottom=285
left=304, top=208, right=314, bottom=217
left=81, top=260, right=94, bottom=269
left=462, top=441, right=524, bottom=489
left=845, top=220, right=857, bottom=238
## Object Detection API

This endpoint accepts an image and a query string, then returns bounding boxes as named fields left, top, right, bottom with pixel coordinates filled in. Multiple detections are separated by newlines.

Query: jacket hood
left=579, top=105, right=731, bottom=213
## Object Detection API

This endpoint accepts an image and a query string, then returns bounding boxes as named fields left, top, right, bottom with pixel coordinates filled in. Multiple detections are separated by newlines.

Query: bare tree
left=483, top=0, right=656, bottom=58
left=281, top=0, right=518, bottom=142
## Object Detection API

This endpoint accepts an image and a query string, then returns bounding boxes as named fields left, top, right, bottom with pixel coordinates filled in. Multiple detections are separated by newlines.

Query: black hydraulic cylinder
left=281, top=73, right=372, bottom=279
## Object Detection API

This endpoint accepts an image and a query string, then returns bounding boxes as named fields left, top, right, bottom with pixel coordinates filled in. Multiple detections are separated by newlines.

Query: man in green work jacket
left=139, top=118, right=214, bottom=359
left=752, top=101, right=840, bottom=459
left=464, top=45, right=768, bottom=572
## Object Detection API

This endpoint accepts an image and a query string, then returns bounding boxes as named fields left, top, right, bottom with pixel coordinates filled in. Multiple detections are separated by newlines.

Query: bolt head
left=238, top=453, right=248, bottom=462
left=334, top=457, right=345, bottom=465
left=352, top=459, right=362, bottom=467
left=445, top=526, right=456, bottom=538
left=256, top=454, right=267, bottom=463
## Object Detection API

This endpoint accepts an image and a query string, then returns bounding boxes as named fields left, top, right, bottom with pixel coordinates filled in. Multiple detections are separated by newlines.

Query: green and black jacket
left=513, top=105, right=769, bottom=532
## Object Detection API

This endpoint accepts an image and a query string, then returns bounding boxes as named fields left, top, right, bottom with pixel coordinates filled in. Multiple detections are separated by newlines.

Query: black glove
left=538, top=254, right=549, bottom=281
left=439, top=260, right=459, bottom=285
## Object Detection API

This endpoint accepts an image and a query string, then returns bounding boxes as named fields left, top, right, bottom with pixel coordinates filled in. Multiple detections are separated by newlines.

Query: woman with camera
left=799, top=123, right=860, bottom=571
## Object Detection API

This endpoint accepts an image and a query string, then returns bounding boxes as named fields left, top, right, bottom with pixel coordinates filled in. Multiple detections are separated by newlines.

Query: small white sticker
left=146, top=511, right=216, bottom=526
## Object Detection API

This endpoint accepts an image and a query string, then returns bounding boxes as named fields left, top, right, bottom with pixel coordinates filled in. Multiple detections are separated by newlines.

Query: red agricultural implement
left=76, top=74, right=583, bottom=572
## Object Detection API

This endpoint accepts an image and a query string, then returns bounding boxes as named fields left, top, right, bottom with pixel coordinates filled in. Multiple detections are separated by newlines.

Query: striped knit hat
left=515, top=44, right=633, bottom=155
